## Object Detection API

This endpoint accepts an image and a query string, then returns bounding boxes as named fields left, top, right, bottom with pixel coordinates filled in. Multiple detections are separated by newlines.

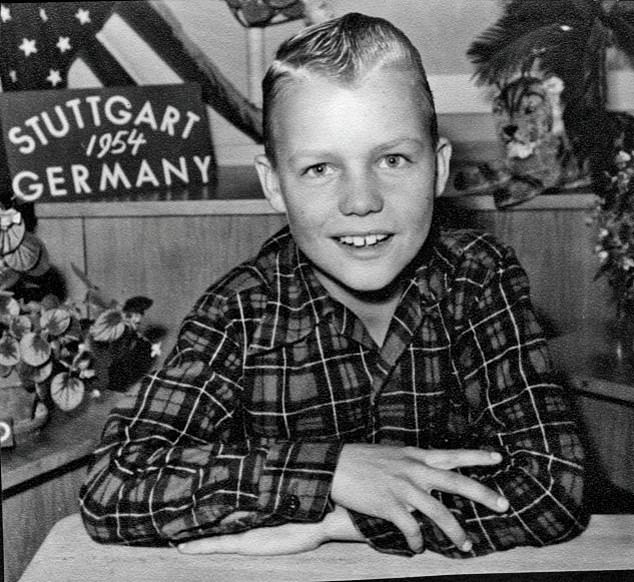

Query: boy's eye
left=379, top=154, right=408, bottom=169
left=303, top=163, right=334, bottom=178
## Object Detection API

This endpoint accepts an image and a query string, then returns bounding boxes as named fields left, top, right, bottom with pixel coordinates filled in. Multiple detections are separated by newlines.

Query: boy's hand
left=331, top=445, right=509, bottom=553
left=177, top=520, right=329, bottom=555
left=177, top=505, right=365, bottom=556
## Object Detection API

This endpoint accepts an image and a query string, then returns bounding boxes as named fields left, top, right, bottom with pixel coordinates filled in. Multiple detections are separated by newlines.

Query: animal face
left=493, top=77, right=554, bottom=159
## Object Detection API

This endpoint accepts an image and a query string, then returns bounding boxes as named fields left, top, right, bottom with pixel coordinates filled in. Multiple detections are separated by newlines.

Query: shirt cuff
left=257, top=440, right=343, bottom=521
left=347, top=509, right=415, bottom=556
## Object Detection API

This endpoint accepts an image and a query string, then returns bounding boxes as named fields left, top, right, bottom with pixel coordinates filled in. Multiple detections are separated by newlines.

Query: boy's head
left=262, top=12, right=438, bottom=165
left=255, top=13, right=451, bottom=306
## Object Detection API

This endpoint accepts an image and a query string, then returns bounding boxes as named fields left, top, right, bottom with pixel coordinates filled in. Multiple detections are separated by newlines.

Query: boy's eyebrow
left=288, top=137, right=427, bottom=164
left=373, top=137, right=427, bottom=152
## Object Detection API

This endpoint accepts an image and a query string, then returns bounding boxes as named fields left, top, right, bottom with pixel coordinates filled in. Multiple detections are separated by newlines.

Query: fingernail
left=461, top=540, right=472, bottom=552
left=490, top=452, right=502, bottom=462
left=497, top=497, right=509, bottom=511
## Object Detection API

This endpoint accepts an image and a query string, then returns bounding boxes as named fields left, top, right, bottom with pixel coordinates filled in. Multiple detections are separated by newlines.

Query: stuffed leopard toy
left=454, top=74, right=633, bottom=209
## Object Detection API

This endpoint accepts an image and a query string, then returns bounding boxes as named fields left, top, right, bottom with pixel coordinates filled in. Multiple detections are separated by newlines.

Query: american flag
left=0, top=1, right=262, bottom=140
left=0, top=2, right=117, bottom=91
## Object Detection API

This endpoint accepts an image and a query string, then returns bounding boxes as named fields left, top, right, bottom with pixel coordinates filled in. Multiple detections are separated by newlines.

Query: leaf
left=122, top=296, right=153, bottom=315
left=465, top=0, right=624, bottom=111
left=0, top=334, right=20, bottom=366
left=0, top=294, right=20, bottom=318
left=10, top=314, right=32, bottom=339
left=19, top=360, right=53, bottom=383
left=50, top=372, right=85, bottom=411
left=19, top=332, right=51, bottom=367
left=0, top=216, right=25, bottom=254
left=40, top=308, right=72, bottom=337
left=90, top=309, right=126, bottom=342
left=39, top=294, right=61, bottom=311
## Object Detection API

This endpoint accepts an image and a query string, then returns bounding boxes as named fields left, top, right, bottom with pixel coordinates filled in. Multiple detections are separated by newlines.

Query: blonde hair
left=262, top=12, right=438, bottom=165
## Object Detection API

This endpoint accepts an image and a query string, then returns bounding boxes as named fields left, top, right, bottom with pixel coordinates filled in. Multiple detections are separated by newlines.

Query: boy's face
left=256, top=66, right=451, bottom=300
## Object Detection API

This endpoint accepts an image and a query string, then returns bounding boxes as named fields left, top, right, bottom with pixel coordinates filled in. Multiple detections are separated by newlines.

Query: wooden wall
left=37, top=205, right=287, bottom=351
left=36, top=194, right=614, bottom=350
left=438, top=200, right=615, bottom=336
left=31, top=191, right=617, bottom=359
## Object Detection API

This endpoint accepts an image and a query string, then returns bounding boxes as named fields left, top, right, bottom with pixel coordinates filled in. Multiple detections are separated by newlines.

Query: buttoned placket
left=333, top=281, right=429, bottom=442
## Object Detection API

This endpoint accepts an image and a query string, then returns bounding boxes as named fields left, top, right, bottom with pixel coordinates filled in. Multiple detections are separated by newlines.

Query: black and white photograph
left=1, top=2, right=634, bottom=581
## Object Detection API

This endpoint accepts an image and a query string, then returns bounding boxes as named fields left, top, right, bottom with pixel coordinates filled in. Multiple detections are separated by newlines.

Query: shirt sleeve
left=79, top=291, right=342, bottom=546
left=350, top=243, right=588, bottom=557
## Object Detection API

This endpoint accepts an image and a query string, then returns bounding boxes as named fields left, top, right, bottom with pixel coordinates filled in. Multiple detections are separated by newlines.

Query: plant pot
left=0, top=372, right=49, bottom=447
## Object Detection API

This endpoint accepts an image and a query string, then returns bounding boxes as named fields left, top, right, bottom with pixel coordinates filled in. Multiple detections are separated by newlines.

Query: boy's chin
left=337, top=272, right=404, bottom=301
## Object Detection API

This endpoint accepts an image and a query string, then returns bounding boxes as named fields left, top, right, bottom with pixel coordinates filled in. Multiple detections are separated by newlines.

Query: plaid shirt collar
left=249, top=225, right=458, bottom=354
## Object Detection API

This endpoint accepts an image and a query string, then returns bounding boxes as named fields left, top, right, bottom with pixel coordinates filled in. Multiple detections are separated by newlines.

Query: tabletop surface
left=17, top=513, right=634, bottom=582
left=1, top=391, right=122, bottom=492
left=549, top=322, right=634, bottom=404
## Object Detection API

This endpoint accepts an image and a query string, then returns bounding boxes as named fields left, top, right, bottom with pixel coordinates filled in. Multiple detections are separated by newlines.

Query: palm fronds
left=468, top=0, right=634, bottom=111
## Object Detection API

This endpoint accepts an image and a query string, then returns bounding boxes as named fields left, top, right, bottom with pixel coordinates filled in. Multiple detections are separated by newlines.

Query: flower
left=0, top=284, right=159, bottom=412
left=588, top=148, right=634, bottom=319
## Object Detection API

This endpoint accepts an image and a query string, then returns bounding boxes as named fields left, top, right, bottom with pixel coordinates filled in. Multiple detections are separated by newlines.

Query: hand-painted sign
left=0, top=83, right=216, bottom=202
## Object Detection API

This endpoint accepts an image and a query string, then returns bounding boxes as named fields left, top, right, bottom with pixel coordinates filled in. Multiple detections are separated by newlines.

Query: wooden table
left=17, top=513, right=634, bottom=582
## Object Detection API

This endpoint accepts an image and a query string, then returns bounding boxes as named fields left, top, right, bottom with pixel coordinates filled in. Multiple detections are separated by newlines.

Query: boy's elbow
left=79, top=484, right=123, bottom=545
left=537, top=464, right=589, bottom=546
left=78, top=456, right=133, bottom=545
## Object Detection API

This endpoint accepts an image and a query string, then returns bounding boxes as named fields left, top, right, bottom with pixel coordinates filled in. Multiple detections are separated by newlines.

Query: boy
left=80, top=13, right=586, bottom=558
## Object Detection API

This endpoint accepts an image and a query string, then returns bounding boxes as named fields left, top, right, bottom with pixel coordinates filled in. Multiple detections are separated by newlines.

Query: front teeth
left=338, top=233, right=388, bottom=247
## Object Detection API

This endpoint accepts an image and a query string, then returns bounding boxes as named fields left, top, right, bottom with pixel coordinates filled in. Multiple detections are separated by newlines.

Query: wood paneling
left=439, top=202, right=614, bottom=335
left=35, top=197, right=617, bottom=357
left=83, top=213, right=287, bottom=350
left=575, top=394, right=634, bottom=494
left=35, top=217, right=86, bottom=303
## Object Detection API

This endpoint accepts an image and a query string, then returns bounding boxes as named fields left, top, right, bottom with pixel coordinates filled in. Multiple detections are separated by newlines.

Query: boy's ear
left=254, top=154, right=287, bottom=213
left=434, top=137, right=452, bottom=198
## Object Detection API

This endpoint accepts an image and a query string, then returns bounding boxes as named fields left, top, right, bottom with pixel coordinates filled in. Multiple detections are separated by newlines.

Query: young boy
left=80, top=13, right=587, bottom=558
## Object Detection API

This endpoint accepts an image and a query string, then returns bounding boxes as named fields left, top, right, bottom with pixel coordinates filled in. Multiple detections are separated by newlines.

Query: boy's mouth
left=336, top=233, right=391, bottom=248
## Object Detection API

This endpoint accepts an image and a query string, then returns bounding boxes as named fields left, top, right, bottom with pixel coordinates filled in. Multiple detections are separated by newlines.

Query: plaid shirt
left=80, top=226, right=587, bottom=557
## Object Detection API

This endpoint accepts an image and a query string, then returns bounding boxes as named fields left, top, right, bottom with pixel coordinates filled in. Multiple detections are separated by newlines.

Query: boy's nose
left=338, top=173, right=383, bottom=216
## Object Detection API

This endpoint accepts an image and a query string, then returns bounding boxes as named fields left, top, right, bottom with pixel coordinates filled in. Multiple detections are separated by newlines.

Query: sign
left=0, top=83, right=216, bottom=202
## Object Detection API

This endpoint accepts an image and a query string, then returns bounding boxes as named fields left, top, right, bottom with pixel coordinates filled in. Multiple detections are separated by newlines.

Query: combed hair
left=262, top=12, right=438, bottom=164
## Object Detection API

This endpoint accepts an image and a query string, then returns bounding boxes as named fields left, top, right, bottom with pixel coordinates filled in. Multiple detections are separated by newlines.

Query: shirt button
left=280, top=494, right=300, bottom=515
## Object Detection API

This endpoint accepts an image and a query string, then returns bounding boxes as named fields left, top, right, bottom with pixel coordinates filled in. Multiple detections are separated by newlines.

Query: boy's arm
left=79, top=303, right=341, bottom=546
left=341, top=245, right=587, bottom=557
left=178, top=504, right=365, bottom=555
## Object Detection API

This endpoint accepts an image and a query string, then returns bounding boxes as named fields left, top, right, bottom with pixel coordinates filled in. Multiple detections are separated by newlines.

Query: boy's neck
left=315, top=272, right=404, bottom=348
left=347, top=292, right=402, bottom=348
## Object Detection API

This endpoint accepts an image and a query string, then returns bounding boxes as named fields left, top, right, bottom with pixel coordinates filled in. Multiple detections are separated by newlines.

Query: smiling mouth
left=336, top=233, right=391, bottom=248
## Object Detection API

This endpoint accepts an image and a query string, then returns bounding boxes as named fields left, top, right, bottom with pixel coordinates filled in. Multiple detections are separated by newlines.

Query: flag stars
left=1, top=4, right=11, bottom=23
left=75, top=7, right=91, bottom=25
left=39, top=7, right=48, bottom=22
left=46, top=69, right=62, bottom=87
left=19, top=38, right=38, bottom=57
left=57, top=36, right=71, bottom=53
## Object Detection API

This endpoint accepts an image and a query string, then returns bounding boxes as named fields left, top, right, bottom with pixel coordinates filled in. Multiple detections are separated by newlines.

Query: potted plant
left=0, top=257, right=160, bottom=446
left=588, top=147, right=634, bottom=336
